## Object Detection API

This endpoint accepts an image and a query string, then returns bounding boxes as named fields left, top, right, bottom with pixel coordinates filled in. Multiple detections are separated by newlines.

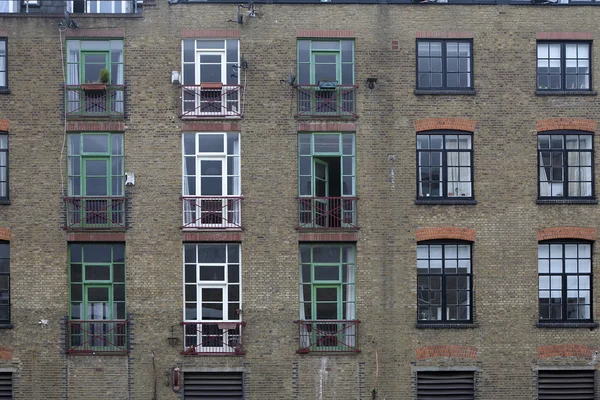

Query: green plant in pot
left=99, top=68, right=110, bottom=84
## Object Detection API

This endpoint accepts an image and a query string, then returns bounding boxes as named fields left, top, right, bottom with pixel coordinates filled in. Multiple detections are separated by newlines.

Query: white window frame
left=66, top=0, right=131, bottom=14
left=0, top=1, right=18, bottom=13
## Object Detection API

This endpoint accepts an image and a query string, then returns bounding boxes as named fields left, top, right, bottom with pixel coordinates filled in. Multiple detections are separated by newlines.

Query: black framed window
left=537, top=42, right=591, bottom=91
left=538, top=132, right=593, bottom=199
left=417, top=40, right=473, bottom=90
left=538, top=241, right=593, bottom=322
left=417, top=131, right=473, bottom=199
left=0, top=39, right=5, bottom=89
left=0, top=132, right=6, bottom=201
left=0, top=242, right=9, bottom=324
left=417, top=242, right=472, bottom=323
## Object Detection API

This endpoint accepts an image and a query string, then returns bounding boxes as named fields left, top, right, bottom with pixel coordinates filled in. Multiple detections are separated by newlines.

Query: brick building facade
left=1, top=0, right=600, bottom=399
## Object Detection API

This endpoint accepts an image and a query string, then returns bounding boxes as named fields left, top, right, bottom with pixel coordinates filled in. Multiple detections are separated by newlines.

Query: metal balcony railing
left=65, top=85, right=125, bottom=118
left=64, top=197, right=127, bottom=230
left=296, top=84, right=358, bottom=118
left=294, top=320, right=360, bottom=353
left=298, top=197, right=358, bottom=229
left=181, top=84, right=242, bottom=118
left=182, top=196, right=243, bottom=229
left=181, top=321, right=245, bottom=355
left=67, top=320, right=128, bottom=354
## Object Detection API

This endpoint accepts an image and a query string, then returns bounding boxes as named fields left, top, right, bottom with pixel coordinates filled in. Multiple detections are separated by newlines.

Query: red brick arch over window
left=0, top=228, right=11, bottom=242
left=536, top=118, right=596, bottom=133
left=416, top=227, right=476, bottom=242
left=0, top=119, right=9, bottom=132
left=537, top=227, right=598, bottom=242
left=537, top=344, right=597, bottom=359
left=414, top=118, right=476, bottom=133
left=416, top=345, right=478, bottom=360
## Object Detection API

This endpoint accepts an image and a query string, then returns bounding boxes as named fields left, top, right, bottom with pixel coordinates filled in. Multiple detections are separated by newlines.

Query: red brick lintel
left=181, top=30, right=240, bottom=38
left=67, top=233, right=126, bottom=242
left=65, top=29, right=125, bottom=38
left=66, top=122, right=126, bottom=132
left=298, top=232, right=358, bottom=242
left=414, top=118, right=476, bottom=133
left=538, top=227, right=598, bottom=242
left=296, top=30, right=354, bottom=38
left=182, top=232, right=243, bottom=242
left=417, top=227, right=476, bottom=242
left=536, top=118, right=596, bottom=133
left=0, top=228, right=11, bottom=242
left=416, top=345, right=477, bottom=360
left=537, top=32, right=593, bottom=40
left=0, top=119, right=9, bottom=132
left=182, top=123, right=241, bottom=132
left=416, top=31, right=474, bottom=39
left=537, top=344, right=597, bottom=359
left=298, top=123, right=356, bottom=132
left=0, top=348, right=13, bottom=361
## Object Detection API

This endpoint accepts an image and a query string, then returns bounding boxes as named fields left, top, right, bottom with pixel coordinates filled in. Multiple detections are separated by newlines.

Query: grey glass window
left=0, top=242, right=9, bottom=324
left=537, top=42, right=591, bottom=91
left=417, top=40, right=473, bottom=90
left=0, top=39, right=6, bottom=89
left=0, top=133, right=6, bottom=201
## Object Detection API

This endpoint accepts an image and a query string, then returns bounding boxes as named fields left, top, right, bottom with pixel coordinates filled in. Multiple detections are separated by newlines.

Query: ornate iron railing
left=181, top=321, right=245, bottom=355
left=297, top=197, right=358, bottom=229
left=64, top=197, right=127, bottom=230
left=181, top=84, right=242, bottom=118
left=65, top=85, right=125, bottom=118
left=182, top=196, right=243, bottom=229
left=294, top=320, right=360, bottom=353
left=296, top=84, right=357, bottom=118
left=67, top=320, right=128, bottom=354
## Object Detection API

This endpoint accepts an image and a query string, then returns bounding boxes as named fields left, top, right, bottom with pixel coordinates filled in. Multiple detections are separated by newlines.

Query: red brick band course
left=182, top=123, right=241, bottom=132
left=182, top=232, right=243, bottom=242
left=298, top=123, right=356, bottom=132
left=414, top=118, right=476, bottom=133
left=537, top=32, right=594, bottom=40
left=416, top=227, right=476, bottom=242
left=298, top=232, right=358, bottom=242
left=67, top=233, right=125, bottom=242
left=0, top=119, right=9, bottom=132
left=66, top=122, right=126, bottom=132
left=537, top=227, right=598, bottom=242
left=0, top=348, right=13, bottom=361
left=0, top=228, right=11, bottom=242
left=416, top=31, right=474, bottom=39
left=537, top=344, right=597, bottom=359
left=296, top=30, right=354, bottom=38
left=416, top=345, right=477, bottom=360
left=536, top=118, right=596, bottom=133
left=65, top=29, right=125, bottom=38
left=181, top=30, right=240, bottom=38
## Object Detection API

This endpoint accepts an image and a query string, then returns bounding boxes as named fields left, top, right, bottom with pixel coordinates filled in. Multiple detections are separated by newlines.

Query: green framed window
left=66, top=40, right=124, bottom=85
left=0, top=242, right=9, bottom=324
left=297, top=40, right=354, bottom=86
left=67, top=133, right=124, bottom=197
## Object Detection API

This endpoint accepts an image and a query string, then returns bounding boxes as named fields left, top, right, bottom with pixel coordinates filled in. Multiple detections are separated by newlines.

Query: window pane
left=198, top=134, right=224, bottom=153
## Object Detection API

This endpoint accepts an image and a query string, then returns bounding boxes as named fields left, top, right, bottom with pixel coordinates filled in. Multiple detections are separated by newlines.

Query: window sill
left=537, top=198, right=598, bottom=205
left=415, top=199, right=477, bottom=205
left=537, top=322, right=599, bottom=329
left=0, top=89, right=10, bottom=95
left=0, top=200, right=9, bottom=205
left=416, top=323, right=478, bottom=329
left=414, top=89, right=476, bottom=95
left=536, top=90, right=597, bottom=96
left=0, top=324, right=13, bottom=329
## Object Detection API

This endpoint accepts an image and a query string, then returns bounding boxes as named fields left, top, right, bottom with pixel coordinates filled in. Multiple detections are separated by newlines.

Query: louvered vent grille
left=0, top=372, right=12, bottom=399
left=184, top=372, right=243, bottom=399
left=417, top=371, right=475, bottom=400
left=538, top=370, right=595, bottom=399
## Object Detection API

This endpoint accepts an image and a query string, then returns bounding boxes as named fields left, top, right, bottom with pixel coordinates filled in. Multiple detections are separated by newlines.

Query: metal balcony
left=181, top=321, right=245, bottom=355
left=65, top=85, right=125, bottom=119
left=67, top=320, right=128, bottom=354
left=181, top=84, right=243, bottom=118
left=297, top=197, right=358, bottom=230
left=294, top=320, right=360, bottom=354
left=296, top=85, right=357, bottom=118
left=182, top=196, right=243, bottom=229
left=64, top=197, right=127, bottom=230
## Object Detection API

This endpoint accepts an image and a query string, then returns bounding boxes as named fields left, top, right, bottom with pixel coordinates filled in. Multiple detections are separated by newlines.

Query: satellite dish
left=64, top=11, right=79, bottom=28
left=237, top=6, right=243, bottom=24
left=287, top=73, right=296, bottom=85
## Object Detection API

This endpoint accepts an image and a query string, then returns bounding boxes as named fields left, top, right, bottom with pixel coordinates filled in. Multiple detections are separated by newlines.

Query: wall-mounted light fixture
left=367, top=77, right=378, bottom=90
left=171, top=71, right=181, bottom=84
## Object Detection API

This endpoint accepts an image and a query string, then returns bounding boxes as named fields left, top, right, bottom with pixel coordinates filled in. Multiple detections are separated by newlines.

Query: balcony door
left=313, top=159, right=329, bottom=227
left=196, top=53, right=225, bottom=114
left=313, top=53, right=339, bottom=113
left=197, top=158, right=228, bottom=226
